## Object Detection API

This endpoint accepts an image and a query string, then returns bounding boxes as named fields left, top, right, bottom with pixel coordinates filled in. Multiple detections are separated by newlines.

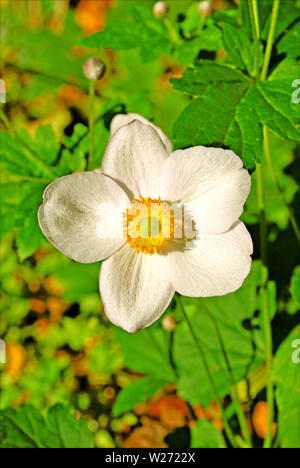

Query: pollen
left=123, top=196, right=175, bottom=255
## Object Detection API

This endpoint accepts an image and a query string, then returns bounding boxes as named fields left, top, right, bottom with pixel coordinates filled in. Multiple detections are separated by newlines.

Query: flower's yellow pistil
left=124, top=196, right=175, bottom=255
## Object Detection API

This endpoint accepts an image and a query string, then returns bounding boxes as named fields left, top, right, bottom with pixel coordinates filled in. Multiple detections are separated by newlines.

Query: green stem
left=201, top=303, right=252, bottom=447
left=252, top=0, right=260, bottom=39
left=263, top=126, right=300, bottom=243
left=248, top=0, right=278, bottom=449
left=261, top=282, right=274, bottom=448
left=256, top=163, right=267, bottom=265
left=0, top=109, right=54, bottom=178
left=177, top=296, right=238, bottom=448
left=87, top=80, right=96, bottom=171
left=248, top=0, right=260, bottom=81
left=164, top=17, right=180, bottom=45
left=260, top=0, right=280, bottom=81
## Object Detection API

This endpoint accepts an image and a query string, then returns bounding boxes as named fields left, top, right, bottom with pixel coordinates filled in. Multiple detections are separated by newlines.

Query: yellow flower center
left=124, top=196, right=176, bottom=255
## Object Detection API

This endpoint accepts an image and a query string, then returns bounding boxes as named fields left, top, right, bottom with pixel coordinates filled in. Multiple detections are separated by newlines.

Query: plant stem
left=0, top=109, right=54, bottom=178
left=87, top=80, right=96, bottom=171
left=177, top=295, right=238, bottom=448
left=252, top=0, right=260, bottom=39
left=260, top=281, right=274, bottom=448
left=263, top=126, right=300, bottom=243
left=201, top=303, right=252, bottom=447
left=256, top=163, right=267, bottom=265
left=248, top=0, right=278, bottom=449
left=260, top=0, right=280, bottom=81
left=164, top=17, right=180, bottom=45
left=248, top=0, right=260, bottom=81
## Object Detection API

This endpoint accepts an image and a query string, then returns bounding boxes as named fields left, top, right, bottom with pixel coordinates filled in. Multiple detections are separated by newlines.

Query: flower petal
left=163, top=221, right=253, bottom=297
left=38, top=171, right=130, bottom=263
left=102, top=120, right=170, bottom=199
left=110, top=113, right=173, bottom=153
left=99, top=244, right=175, bottom=333
left=161, top=146, right=251, bottom=233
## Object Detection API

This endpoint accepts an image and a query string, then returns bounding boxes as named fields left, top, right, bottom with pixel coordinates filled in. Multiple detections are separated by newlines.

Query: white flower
left=38, top=114, right=252, bottom=333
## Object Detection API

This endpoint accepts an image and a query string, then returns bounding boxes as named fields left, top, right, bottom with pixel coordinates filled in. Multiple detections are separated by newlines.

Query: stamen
left=123, top=196, right=175, bottom=255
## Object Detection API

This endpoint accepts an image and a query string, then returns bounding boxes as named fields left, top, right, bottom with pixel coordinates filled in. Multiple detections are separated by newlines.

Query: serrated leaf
left=191, top=420, right=226, bottom=448
left=0, top=406, right=56, bottom=448
left=222, top=22, right=258, bottom=76
left=0, top=404, right=93, bottom=448
left=113, top=377, right=167, bottom=416
left=273, top=326, right=300, bottom=448
left=171, top=60, right=250, bottom=94
left=255, top=80, right=300, bottom=140
left=172, top=75, right=250, bottom=155
left=45, top=405, right=94, bottom=448
left=226, top=80, right=300, bottom=168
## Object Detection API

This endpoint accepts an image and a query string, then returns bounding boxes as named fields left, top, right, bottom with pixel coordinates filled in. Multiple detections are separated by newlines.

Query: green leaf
left=173, top=261, right=268, bottom=407
left=290, top=266, right=300, bottom=307
left=268, top=57, right=300, bottom=82
left=254, top=80, right=300, bottom=141
left=225, top=80, right=300, bottom=168
left=26, top=125, right=60, bottom=165
left=224, top=85, right=263, bottom=168
left=172, top=62, right=251, bottom=156
left=0, top=127, right=57, bottom=178
left=0, top=404, right=94, bottom=448
left=273, top=326, right=300, bottom=448
left=16, top=213, right=44, bottom=262
left=222, top=22, right=258, bottom=76
left=0, top=406, right=55, bottom=448
left=45, top=405, right=94, bottom=448
left=114, top=326, right=176, bottom=382
left=277, top=23, right=300, bottom=59
left=113, top=377, right=167, bottom=416
left=191, top=420, right=226, bottom=448
left=0, top=180, right=46, bottom=259
left=15, top=183, right=46, bottom=261
left=171, top=60, right=250, bottom=95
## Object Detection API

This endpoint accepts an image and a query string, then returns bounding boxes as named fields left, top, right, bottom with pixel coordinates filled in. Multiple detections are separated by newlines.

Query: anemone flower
left=38, top=113, right=252, bottom=333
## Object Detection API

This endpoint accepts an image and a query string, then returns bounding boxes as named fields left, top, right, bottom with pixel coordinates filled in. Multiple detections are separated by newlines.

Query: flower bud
left=83, top=57, right=106, bottom=81
left=153, top=1, right=169, bottom=19
left=197, top=1, right=213, bottom=17
left=162, top=314, right=177, bottom=332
